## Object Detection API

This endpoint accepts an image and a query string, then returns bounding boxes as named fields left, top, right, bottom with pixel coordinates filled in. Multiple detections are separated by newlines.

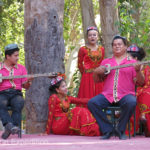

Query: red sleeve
left=46, top=95, right=56, bottom=134
left=69, top=96, right=89, bottom=105
left=137, top=66, right=150, bottom=96
left=144, top=66, right=150, bottom=85
left=78, top=47, right=85, bottom=74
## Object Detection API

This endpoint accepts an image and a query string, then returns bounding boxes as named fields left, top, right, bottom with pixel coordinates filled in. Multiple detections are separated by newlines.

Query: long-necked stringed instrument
left=0, top=72, right=59, bottom=83
left=104, top=60, right=150, bottom=74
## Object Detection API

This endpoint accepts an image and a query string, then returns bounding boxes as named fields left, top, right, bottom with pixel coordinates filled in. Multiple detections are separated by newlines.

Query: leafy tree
left=117, top=0, right=150, bottom=58
left=0, top=0, right=24, bottom=64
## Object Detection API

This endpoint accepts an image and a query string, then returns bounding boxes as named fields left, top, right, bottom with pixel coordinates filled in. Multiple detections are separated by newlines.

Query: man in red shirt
left=0, top=44, right=32, bottom=139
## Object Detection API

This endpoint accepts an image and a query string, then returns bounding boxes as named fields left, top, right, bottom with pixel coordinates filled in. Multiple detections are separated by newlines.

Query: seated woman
left=46, top=76, right=100, bottom=136
left=127, top=45, right=150, bottom=137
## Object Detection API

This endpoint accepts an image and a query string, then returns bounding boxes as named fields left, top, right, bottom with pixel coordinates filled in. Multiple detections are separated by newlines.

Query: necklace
left=85, top=46, right=102, bottom=62
left=59, top=95, right=70, bottom=112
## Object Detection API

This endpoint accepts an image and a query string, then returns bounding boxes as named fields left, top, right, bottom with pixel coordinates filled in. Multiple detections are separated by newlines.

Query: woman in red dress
left=127, top=45, right=150, bottom=137
left=46, top=76, right=100, bottom=136
left=78, top=26, right=105, bottom=99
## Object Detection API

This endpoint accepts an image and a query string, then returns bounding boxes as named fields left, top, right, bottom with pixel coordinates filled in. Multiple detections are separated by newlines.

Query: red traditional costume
left=78, top=46, right=105, bottom=99
left=46, top=94, right=100, bottom=136
left=136, top=65, right=150, bottom=136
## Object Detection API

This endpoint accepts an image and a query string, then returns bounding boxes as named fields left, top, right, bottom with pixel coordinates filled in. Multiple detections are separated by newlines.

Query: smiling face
left=112, top=39, right=127, bottom=57
left=56, top=81, right=68, bottom=96
left=87, top=30, right=98, bottom=45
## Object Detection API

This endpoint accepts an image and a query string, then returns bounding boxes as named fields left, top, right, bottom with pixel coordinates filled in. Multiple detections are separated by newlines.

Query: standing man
left=0, top=44, right=32, bottom=139
left=88, top=36, right=145, bottom=140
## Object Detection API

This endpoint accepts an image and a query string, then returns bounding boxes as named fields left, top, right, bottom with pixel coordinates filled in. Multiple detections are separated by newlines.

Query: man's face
left=6, top=51, right=19, bottom=65
left=112, top=39, right=127, bottom=56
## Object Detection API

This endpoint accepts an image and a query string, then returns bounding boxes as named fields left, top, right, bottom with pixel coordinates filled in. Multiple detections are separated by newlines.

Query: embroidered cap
left=5, top=44, right=19, bottom=51
left=127, top=45, right=139, bottom=52
left=50, top=76, right=63, bottom=86
left=113, top=35, right=126, bottom=40
left=87, top=26, right=98, bottom=32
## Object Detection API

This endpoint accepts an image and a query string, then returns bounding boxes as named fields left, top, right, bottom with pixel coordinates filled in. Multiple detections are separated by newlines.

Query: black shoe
left=100, top=132, right=113, bottom=140
left=1, top=123, right=20, bottom=140
left=115, top=129, right=127, bottom=140
left=1, top=129, right=11, bottom=140
left=1, top=123, right=13, bottom=139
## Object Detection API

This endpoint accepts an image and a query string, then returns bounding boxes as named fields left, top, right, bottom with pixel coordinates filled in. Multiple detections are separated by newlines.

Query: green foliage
left=117, top=0, right=150, bottom=59
left=68, top=68, right=81, bottom=97
left=64, top=0, right=82, bottom=53
left=0, top=0, right=24, bottom=64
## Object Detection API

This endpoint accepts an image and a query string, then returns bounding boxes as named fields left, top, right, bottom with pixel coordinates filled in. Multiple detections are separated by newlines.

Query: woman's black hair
left=127, top=47, right=146, bottom=61
left=49, top=79, right=64, bottom=95
left=112, top=35, right=127, bottom=46
left=5, top=48, right=19, bottom=59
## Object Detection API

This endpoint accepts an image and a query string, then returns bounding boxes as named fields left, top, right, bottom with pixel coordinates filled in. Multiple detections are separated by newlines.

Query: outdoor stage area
left=0, top=131, right=150, bottom=150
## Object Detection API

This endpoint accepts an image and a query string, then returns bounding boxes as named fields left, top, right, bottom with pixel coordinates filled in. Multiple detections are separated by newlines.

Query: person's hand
left=27, top=76, right=34, bottom=84
left=93, top=66, right=107, bottom=82
left=94, top=66, right=106, bottom=75
left=134, top=63, right=142, bottom=72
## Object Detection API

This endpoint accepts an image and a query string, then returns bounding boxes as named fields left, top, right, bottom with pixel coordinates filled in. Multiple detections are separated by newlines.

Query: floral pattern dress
left=46, top=94, right=100, bottom=136
left=78, top=46, right=105, bottom=99
left=136, top=65, right=150, bottom=136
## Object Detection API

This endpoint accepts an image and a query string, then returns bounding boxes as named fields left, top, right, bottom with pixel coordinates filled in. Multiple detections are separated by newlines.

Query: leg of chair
left=18, top=111, right=22, bottom=138
left=128, top=119, right=131, bottom=139
left=110, top=109, right=115, bottom=135
left=134, top=110, right=136, bottom=137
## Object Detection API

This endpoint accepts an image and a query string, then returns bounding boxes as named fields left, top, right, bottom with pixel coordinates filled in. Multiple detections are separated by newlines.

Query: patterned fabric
left=136, top=65, right=150, bottom=134
left=0, top=63, right=27, bottom=91
left=77, top=46, right=105, bottom=99
left=127, top=45, right=139, bottom=52
left=87, top=26, right=98, bottom=32
left=46, top=94, right=100, bottom=136
left=50, top=76, right=63, bottom=86
left=100, top=56, right=137, bottom=103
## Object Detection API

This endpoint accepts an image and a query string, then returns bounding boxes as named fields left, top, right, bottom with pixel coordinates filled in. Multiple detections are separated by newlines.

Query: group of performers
left=0, top=26, right=150, bottom=140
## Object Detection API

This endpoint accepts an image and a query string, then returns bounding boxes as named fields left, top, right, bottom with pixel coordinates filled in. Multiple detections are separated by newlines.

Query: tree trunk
left=24, top=0, right=65, bottom=133
left=130, top=0, right=140, bottom=40
left=80, top=0, right=97, bottom=44
left=99, top=0, right=119, bottom=57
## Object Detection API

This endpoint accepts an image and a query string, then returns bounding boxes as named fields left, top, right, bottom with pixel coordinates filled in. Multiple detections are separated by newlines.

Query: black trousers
left=88, top=94, right=136, bottom=134
left=0, top=89, right=24, bottom=126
